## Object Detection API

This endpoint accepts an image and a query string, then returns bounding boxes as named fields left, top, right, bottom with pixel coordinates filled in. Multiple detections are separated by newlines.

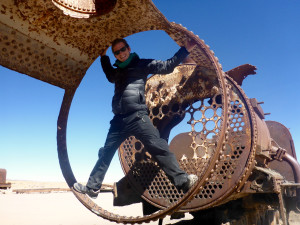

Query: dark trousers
left=86, top=110, right=188, bottom=190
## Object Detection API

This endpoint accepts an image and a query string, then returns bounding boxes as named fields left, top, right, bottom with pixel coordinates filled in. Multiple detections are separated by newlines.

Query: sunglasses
left=113, top=46, right=127, bottom=55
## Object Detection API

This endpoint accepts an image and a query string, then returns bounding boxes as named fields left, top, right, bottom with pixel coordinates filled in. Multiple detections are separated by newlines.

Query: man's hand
left=185, top=39, right=197, bottom=52
left=100, top=48, right=108, bottom=56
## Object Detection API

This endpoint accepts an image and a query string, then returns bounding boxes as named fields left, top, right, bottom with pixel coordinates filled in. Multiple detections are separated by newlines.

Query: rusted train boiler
left=114, top=63, right=300, bottom=225
left=0, top=0, right=299, bottom=224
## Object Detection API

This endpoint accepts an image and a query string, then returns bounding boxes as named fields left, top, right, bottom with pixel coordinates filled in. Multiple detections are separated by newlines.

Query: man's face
left=112, top=42, right=131, bottom=62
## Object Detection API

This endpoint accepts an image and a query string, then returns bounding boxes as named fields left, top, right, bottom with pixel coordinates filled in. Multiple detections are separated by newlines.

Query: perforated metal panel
left=119, top=73, right=256, bottom=211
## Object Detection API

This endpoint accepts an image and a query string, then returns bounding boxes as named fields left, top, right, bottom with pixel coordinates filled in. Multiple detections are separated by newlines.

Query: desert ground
left=0, top=180, right=194, bottom=225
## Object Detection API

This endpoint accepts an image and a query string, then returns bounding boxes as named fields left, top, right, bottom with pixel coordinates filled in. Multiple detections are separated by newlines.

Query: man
left=74, top=38, right=198, bottom=199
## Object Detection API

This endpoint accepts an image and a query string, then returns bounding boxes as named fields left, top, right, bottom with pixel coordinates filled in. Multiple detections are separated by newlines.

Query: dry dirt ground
left=0, top=180, right=194, bottom=225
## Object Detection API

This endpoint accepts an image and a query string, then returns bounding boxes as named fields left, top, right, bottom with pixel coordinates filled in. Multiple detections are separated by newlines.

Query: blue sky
left=1, top=0, right=300, bottom=182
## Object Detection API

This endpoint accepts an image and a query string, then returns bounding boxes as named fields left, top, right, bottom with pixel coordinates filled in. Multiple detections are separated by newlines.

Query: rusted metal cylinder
left=0, top=169, right=7, bottom=184
left=253, top=113, right=272, bottom=153
left=249, top=98, right=272, bottom=153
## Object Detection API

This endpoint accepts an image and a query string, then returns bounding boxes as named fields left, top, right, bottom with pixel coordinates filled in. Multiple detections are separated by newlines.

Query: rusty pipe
left=283, top=153, right=300, bottom=183
left=282, top=153, right=300, bottom=207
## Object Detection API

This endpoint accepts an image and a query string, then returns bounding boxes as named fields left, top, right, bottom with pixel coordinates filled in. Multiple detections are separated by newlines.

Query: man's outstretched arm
left=146, top=39, right=196, bottom=75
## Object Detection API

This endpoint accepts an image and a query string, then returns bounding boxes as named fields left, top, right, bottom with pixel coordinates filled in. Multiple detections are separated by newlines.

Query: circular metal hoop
left=56, top=24, right=229, bottom=224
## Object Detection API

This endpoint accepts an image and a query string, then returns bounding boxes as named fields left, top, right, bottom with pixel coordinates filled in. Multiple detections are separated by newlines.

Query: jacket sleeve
left=145, top=47, right=189, bottom=75
left=100, top=55, right=117, bottom=83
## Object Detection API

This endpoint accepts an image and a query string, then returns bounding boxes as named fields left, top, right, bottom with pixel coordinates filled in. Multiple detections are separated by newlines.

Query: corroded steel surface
left=119, top=71, right=258, bottom=211
left=267, top=121, right=297, bottom=158
left=52, top=0, right=117, bottom=18
left=267, top=121, right=297, bottom=182
left=0, top=0, right=218, bottom=89
left=0, top=0, right=172, bottom=88
left=226, top=64, right=257, bottom=86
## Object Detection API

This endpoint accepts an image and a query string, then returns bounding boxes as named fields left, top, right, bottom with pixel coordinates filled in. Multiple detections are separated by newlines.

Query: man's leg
left=74, top=116, right=127, bottom=197
left=128, top=111, right=189, bottom=190
left=86, top=118, right=127, bottom=190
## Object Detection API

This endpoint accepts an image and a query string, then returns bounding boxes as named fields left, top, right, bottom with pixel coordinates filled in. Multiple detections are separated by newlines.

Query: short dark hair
left=111, top=38, right=129, bottom=50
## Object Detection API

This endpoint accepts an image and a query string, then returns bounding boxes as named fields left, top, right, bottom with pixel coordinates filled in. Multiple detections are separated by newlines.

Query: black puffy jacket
left=101, top=47, right=189, bottom=115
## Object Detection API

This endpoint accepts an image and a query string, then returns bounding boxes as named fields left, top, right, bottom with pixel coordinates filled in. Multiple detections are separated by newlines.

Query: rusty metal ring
left=56, top=23, right=229, bottom=224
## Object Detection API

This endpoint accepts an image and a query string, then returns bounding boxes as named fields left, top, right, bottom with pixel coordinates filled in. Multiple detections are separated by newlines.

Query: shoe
left=181, top=174, right=198, bottom=193
left=73, top=183, right=99, bottom=199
